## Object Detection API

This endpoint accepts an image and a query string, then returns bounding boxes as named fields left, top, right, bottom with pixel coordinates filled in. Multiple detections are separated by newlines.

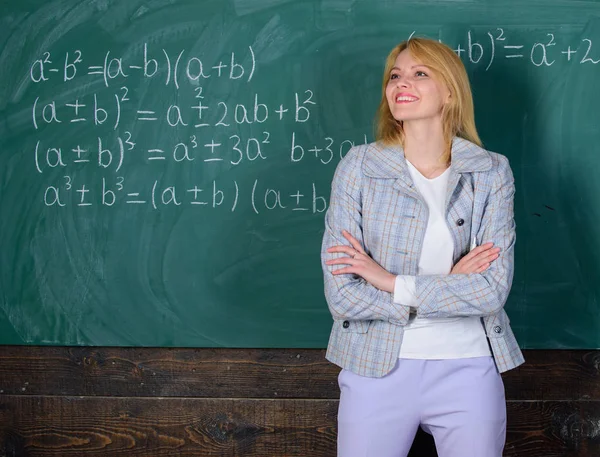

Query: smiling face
left=385, top=49, right=450, bottom=125
left=376, top=38, right=481, bottom=150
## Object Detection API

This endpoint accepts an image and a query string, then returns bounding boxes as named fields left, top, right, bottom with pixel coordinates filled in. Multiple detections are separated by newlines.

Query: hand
left=325, top=230, right=396, bottom=293
left=451, top=242, right=501, bottom=274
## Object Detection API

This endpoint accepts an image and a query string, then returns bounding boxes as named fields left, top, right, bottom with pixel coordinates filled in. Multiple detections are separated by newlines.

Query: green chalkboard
left=1, top=0, right=600, bottom=348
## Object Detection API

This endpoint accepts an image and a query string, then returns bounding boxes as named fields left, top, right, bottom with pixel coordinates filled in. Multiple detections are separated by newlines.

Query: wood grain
left=1, top=347, right=599, bottom=456
left=0, top=347, right=336, bottom=398
left=2, top=396, right=599, bottom=456
left=1, top=396, right=337, bottom=456
left=1, top=347, right=599, bottom=400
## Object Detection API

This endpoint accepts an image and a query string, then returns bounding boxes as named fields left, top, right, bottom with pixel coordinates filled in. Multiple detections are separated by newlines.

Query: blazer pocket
left=338, top=319, right=371, bottom=334
left=485, top=310, right=510, bottom=338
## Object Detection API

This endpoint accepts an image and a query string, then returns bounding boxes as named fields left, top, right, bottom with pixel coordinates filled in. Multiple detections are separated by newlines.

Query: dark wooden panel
left=1, top=347, right=600, bottom=400
left=1, top=396, right=337, bottom=457
left=0, top=347, right=337, bottom=399
left=505, top=401, right=600, bottom=457
left=1, top=396, right=599, bottom=457
left=503, top=350, right=600, bottom=401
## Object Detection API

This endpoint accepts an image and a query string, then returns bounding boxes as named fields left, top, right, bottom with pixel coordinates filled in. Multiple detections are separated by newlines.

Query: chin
left=391, top=113, right=420, bottom=122
left=392, top=111, right=440, bottom=123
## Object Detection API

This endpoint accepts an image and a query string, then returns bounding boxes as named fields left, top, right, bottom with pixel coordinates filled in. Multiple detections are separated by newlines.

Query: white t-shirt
left=394, top=159, right=491, bottom=359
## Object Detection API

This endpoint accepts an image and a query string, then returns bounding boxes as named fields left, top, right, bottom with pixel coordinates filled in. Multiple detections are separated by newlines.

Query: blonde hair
left=375, top=37, right=482, bottom=163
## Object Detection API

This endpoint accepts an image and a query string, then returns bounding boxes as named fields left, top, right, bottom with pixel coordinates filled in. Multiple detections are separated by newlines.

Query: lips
left=395, top=94, right=419, bottom=103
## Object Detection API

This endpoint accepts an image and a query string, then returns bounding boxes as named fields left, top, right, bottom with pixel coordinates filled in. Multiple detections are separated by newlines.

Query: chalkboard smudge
left=234, top=0, right=296, bottom=17
left=252, top=14, right=305, bottom=64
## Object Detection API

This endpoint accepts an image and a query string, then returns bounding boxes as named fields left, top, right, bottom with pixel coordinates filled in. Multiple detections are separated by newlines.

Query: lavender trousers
left=337, top=356, right=506, bottom=457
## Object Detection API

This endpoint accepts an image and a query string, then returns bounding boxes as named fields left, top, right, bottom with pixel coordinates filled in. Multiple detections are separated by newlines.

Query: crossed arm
left=321, top=150, right=515, bottom=323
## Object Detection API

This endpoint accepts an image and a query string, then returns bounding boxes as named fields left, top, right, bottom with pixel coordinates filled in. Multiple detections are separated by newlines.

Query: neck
left=402, top=119, right=448, bottom=169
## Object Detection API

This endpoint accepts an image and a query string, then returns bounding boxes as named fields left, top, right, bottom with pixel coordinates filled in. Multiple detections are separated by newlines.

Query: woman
left=321, top=37, right=524, bottom=457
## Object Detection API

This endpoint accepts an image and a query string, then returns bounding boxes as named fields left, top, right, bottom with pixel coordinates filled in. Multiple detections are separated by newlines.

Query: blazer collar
left=362, top=137, right=492, bottom=179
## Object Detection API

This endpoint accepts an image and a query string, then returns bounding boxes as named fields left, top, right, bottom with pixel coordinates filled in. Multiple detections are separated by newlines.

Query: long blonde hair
left=375, top=37, right=482, bottom=162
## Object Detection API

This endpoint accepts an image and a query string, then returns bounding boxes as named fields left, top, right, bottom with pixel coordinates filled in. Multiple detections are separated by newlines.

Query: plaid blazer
left=321, top=137, right=525, bottom=378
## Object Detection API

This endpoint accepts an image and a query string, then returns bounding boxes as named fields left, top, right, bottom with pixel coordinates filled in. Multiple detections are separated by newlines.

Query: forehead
left=393, top=49, right=424, bottom=69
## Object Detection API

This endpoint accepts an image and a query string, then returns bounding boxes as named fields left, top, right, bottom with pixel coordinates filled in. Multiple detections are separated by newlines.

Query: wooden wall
left=0, top=348, right=599, bottom=456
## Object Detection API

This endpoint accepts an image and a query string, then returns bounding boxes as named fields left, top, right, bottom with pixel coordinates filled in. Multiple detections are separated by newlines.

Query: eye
left=390, top=73, right=399, bottom=80
left=415, top=70, right=428, bottom=77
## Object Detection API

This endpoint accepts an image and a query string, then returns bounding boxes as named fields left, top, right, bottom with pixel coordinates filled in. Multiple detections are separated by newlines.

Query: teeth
left=396, top=96, right=417, bottom=102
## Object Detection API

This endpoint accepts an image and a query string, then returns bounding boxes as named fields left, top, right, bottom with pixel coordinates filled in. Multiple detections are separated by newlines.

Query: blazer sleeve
left=414, top=154, right=516, bottom=318
left=321, top=147, right=410, bottom=325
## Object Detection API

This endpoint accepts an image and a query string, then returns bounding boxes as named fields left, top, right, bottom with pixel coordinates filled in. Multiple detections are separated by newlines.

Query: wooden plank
left=1, top=347, right=599, bottom=400
left=503, top=350, right=600, bottom=401
left=0, top=396, right=337, bottom=457
left=505, top=401, right=600, bottom=457
left=1, top=396, right=599, bottom=457
left=0, top=347, right=337, bottom=399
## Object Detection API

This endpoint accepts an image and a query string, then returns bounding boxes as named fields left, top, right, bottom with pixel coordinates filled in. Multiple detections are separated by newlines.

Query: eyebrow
left=391, top=64, right=429, bottom=71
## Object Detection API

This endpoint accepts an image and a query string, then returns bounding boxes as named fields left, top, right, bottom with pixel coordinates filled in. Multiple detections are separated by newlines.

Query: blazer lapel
left=450, top=137, right=493, bottom=173
left=445, top=137, right=493, bottom=210
left=444, top=168, right=462, bottom=210
left=362, top=137, right=493, bottom=207
left=362, top=143, right=425, bottom=205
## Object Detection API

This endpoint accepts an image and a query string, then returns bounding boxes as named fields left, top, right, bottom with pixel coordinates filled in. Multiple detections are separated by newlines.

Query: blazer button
left=493, top=325, right=502, bottom=334
left=457, top=218, right=465, bottom=226
left=343, top=320, right=350, bottom=329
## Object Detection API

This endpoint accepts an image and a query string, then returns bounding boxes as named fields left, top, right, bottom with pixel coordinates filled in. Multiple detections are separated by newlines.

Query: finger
left=342, top=230, right=366, bottom=255
left=475, top=249, right=500, bottom=263
left=484, top=251, right=501, bottom=261
left=326, top=245, right=356, bottom=256
left=476, top=262, right=491, bottom=273
left=474, top=255, right=497, bottom=270
left=342, top=230, right=365, bottom=254
left=467, top=242, right=495, bottom=257
left=330, top=266, right=357, bottom=275
left=325, top=257, right=355, bottom=266
left=459, top=244, right=493, bottom=264
left=459, top=252, right=496, bottom=273
left=466, top=247, right=500, bottom=264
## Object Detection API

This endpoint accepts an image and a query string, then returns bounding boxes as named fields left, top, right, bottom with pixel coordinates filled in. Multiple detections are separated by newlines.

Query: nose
left=394, top=74, right=411, bottom=88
